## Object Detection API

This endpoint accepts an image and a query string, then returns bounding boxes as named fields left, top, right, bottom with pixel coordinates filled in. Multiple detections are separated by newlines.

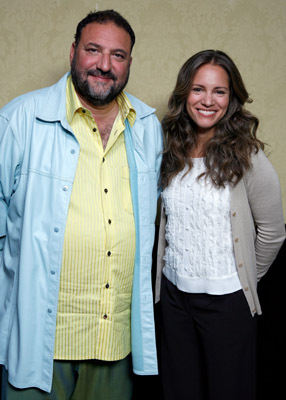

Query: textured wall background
left=0, top=0, right=285, bottom=218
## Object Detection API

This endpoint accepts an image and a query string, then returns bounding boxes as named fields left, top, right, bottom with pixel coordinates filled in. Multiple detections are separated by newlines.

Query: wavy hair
left=160, top=50, right=264, bottom=189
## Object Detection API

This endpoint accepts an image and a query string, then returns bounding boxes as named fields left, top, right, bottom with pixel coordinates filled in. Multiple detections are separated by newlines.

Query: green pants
left=1, top=356, right=133, bottom=400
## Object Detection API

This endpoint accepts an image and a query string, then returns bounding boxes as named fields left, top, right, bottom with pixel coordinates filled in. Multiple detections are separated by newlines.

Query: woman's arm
left=244, top=150, right=285, bottom=280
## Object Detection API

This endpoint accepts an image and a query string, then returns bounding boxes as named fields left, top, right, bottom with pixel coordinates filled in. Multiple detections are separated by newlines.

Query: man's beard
left=71, top=57, right=130, bottom=107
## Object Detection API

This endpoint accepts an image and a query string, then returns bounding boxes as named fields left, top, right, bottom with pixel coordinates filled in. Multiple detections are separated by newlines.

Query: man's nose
left=97, top=53, right=111, bottom=71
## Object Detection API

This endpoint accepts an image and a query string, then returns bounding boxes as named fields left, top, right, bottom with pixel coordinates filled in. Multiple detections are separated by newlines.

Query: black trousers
left=160, top=275, right=257, bottom=400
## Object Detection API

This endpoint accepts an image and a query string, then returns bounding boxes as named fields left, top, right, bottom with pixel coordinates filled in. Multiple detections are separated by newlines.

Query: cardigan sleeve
left=244, top=150, right=285, bottom=280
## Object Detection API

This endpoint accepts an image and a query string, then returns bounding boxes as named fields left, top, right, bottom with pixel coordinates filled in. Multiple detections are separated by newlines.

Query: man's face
left=70, top=22, right=132, bottom=107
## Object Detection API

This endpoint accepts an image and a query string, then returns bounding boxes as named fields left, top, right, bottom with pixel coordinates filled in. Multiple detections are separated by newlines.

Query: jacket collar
left=36, top=73, right=69, bottom=125
left=36, top=73, right=156, bottom=124
left=36, top=73, right=157, bottom=157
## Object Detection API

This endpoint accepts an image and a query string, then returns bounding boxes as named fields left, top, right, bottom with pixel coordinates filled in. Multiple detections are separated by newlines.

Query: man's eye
left=113, top=53, right=125, bottom=60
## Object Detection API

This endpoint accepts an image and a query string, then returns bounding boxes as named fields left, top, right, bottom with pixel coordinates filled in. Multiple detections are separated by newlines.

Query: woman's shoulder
left=249, top=149, right=276, bottom=174
left=245, top=148, right=280, bottom=189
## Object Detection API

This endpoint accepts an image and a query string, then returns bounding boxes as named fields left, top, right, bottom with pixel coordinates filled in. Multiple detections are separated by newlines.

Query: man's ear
left=70, top=42, right=76, bottom=66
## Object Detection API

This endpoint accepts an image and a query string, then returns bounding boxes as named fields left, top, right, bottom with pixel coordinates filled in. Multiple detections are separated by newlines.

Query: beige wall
left=1, top=0, right=285, bottom=219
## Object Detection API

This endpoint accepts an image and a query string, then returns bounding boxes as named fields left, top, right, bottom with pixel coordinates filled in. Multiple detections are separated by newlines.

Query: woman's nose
left=201, top=92, right=214, bottom=106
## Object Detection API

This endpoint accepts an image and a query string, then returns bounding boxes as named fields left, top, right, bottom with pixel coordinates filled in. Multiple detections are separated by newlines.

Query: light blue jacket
left=0, top=73, right=163, bottom=392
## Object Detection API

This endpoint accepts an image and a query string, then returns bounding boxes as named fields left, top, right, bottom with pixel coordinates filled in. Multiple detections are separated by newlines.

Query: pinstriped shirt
left=54, top=76, right=136, bottom=360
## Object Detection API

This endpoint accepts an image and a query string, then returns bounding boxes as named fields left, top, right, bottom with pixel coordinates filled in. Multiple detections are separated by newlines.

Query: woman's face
left=186, top=63, right=230, bottom=139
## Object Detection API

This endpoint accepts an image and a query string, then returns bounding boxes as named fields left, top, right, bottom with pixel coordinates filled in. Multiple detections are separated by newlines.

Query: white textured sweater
left=162, top=158, right=242, bottom=294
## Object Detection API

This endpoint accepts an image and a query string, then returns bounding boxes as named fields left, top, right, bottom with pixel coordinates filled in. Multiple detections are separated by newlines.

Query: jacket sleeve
left=244, top=150, right=285, bottom=280
left=0, top=114, right=22, bottom=251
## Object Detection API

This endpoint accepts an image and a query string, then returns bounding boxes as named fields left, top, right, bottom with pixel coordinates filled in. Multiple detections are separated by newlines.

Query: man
left=0, top=10, right=162, bottom=399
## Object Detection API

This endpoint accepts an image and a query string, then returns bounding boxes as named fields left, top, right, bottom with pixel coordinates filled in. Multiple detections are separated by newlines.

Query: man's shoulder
left=0, top=74, right=68, bottom=119
left=124, top=92, right=156, bottom=119
left=1, top=88, right=48, bottom=115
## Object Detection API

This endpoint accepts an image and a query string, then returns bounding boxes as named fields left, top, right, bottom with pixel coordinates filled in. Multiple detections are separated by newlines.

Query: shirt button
left=70, top=149, right=76, bottom=154
left=63, top=185, right=69, bottom=191
left=103, top=314, right=108, bottom=319
left=108, top=219, right=112, bottom=224
left=104, top=188, right=108, bottom=193
left=105, top=283, right=110, bottom=289
left=244, top=287, right=249, bottom=291
left=239, top=263, right=243, bottom=268
left=232, top=212, right=237, bottom=217
left=51, top=270, right=55, bottom=275
left=234, top=238, right=239, bottom=243
left=54, top=227, right=59, bottom=233
left=82, top=109, right=86, bottom=113
left=107, top=251, right=111, bottom=257
left=48, top=309, right=52, bottom=314
left=93, top=128, right=97, bottom=132
left=103, top=157, right=105, bottom=162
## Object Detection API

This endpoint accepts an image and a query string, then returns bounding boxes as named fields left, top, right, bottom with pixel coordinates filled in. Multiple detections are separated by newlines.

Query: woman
left=155, top=50, right=285, bottom=400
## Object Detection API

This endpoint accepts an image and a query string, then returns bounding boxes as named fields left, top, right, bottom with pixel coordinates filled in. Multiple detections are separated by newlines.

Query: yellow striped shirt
left=54, top=75, right=136, bottom=361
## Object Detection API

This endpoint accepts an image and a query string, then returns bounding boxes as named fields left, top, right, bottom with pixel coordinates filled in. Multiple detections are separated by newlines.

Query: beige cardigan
left=155, top=150, right=285, bottom=315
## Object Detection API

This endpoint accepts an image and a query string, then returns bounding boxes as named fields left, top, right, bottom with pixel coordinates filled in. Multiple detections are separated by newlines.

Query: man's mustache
left=87, top=69, right=117, bottom=81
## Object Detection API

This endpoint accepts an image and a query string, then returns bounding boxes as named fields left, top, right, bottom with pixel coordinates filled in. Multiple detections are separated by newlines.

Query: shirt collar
left=116, top=91, right=136, bottom=127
